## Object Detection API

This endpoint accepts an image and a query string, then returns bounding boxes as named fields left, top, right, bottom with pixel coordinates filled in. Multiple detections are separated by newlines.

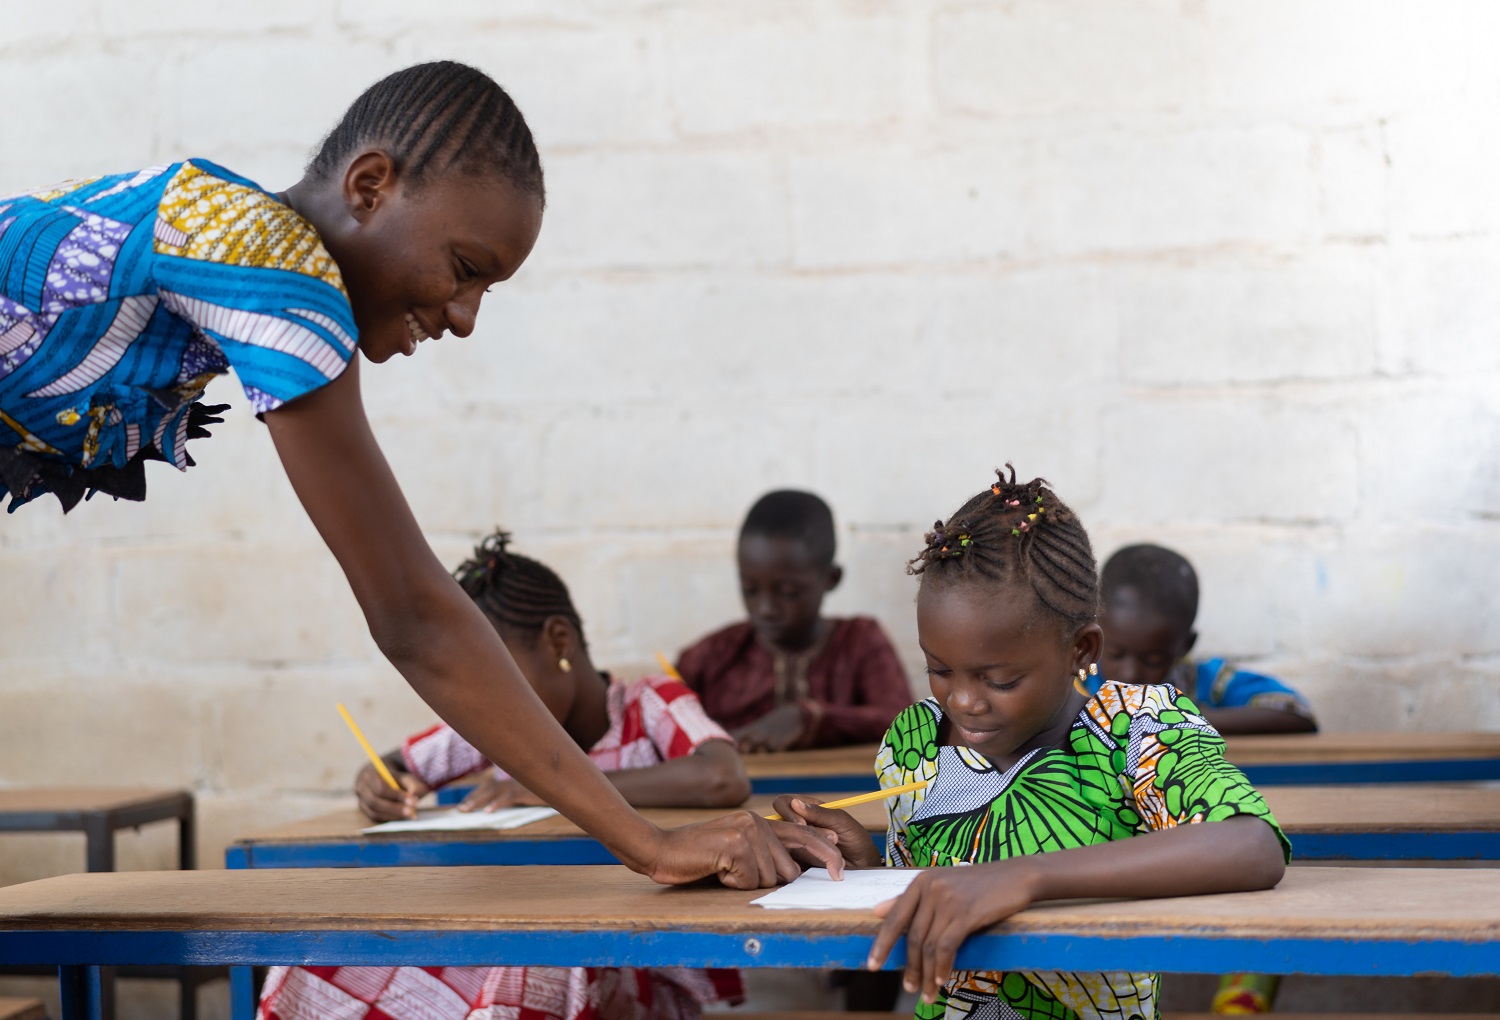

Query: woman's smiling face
left=320, top=151, right=544, bottom=364
left=916, top=579, right=1100, bottom=763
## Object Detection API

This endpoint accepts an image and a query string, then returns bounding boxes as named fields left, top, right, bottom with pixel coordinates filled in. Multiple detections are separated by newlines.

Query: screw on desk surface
left=743, top=937, right=762, bottom=956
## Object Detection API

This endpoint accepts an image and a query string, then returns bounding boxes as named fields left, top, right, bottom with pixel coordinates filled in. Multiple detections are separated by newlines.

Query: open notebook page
left=751, top=868, right=925, bottom=910
left=362, top=806, right=559, bottom=835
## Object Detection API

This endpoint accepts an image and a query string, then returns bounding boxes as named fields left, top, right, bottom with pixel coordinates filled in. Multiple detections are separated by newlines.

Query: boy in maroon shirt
left=676, top=490, right=912, bottom=752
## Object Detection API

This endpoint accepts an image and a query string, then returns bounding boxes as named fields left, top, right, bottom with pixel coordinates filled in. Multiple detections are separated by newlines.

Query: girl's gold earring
left=1073, top=668, right=1090, bottom=697
left=1088, top=662, right=1099, bottom=676
left=558, top=657, right=572, bottom=673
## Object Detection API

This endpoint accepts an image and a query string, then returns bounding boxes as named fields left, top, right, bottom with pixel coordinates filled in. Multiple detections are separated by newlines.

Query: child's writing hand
left=647, top=812, right=845, bottom=889
left=770, top=795, right=883, bottom=868
left=732, top=703, right=808, bottom=753
left=457, top=774, right=545, bottom=812
left=355, top=764, right=430, bottom=822
left=866, top=859, right=1039, bottom=1005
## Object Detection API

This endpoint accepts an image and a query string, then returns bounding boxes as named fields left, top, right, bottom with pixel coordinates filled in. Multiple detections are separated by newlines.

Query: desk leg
left=59, top=965, right=104, bottom=1020
left=230, top=966, right=256, bottom=1020
left=80, top=817, right=117, bottom=1019
left=97, top=966, right=115, bottom=1020
left=178, top=804, right=197, bottom=871
left=180, top=971, right=198, bottom=1020
left=83, top=816, right=115, bottom=873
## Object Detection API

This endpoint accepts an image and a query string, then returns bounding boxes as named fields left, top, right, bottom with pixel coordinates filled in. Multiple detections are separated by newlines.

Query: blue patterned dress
left=0, top=159, right=358, bottom=512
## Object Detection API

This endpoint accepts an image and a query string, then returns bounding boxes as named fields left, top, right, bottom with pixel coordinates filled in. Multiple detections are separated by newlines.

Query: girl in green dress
left=776, top=466, right=1290, bottom=1020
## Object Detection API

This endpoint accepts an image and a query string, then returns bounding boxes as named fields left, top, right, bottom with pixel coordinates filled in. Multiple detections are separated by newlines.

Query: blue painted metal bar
left=230, top=827, right=1499, bottom=869
left=57, top=964, right=101, bottom=1020
left=748, top=758, right=1500, bottom=793
left=4, top=926, right=1495, bottom=978
left=229, top=965, right=256, bottom=1020
left=1239, top=759, right=1500, bottom=785
left=237, top=838, right=620, bottom=869
left=1288, top=831, right=1500, bottom=860
left=750, top=774, right=874, bottom=794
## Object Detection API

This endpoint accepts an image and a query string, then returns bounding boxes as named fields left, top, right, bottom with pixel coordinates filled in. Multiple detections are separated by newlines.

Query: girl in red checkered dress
left=259, top=531, right=752, bottom=1020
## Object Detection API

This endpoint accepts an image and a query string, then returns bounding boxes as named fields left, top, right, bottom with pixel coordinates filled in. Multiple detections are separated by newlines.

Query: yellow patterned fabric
left=27, top=177, right=102, bottom=203
left=152, top=163, right=345, bottom=292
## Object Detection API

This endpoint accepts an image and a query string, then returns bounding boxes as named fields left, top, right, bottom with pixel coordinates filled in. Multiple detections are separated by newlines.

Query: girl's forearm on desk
left=1023, top=815, right=1285, bottom=905
left=606, top=741, right=751, bottom=809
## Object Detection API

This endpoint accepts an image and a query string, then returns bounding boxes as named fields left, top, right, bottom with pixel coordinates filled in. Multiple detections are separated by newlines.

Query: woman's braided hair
left=309, top=61, right=545, bottom=200
left=454, top=530, right=584, bottom=647
left=908, top=465, right=1100, bottom=629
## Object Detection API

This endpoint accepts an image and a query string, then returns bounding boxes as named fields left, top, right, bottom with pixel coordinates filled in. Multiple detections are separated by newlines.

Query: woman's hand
left=731, top=703, right=808, bottom=753
left=771, top=795, right=884, bottom=869
left=458, top=774, right=545, bottom=812
left=355, top=764, right=430, bottom=822
left=645, top=812, right=845, bottom=889
left=867, top=860, right=1039, bottom=1005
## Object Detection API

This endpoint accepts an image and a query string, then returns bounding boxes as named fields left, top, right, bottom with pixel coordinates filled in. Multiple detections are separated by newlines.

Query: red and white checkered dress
left=259, top=676, right=743, bottom=1020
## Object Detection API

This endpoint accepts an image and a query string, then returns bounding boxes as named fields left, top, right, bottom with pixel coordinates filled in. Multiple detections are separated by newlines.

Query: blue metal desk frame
left=744, top=757, right=1500, bottom=795
left=226, top=828, right=1500, bottom=871
left=5, top=917, right=1496, bottom=1020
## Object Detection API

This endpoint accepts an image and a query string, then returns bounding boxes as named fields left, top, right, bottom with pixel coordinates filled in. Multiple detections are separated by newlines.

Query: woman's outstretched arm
left=265, top=360, right=838, bottom=887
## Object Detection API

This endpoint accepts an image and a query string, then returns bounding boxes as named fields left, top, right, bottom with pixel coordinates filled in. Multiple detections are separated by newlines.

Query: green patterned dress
left=877, top=680, right=1291, bottom=1020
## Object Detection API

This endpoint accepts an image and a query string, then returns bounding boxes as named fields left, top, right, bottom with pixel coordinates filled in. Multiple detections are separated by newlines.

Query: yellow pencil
left=764, top=779, right=928, bottom=820
left=337, top=702, right=401, bottom=792
left=656, top=651, right=682, bottom=680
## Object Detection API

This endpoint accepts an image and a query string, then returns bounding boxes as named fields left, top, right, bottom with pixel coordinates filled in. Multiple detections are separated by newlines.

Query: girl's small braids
left=908, top=464, right=1099, bottom=626
left=453, top=528, right=585, bottom=646
left=920, top=520, right=974, bottom=561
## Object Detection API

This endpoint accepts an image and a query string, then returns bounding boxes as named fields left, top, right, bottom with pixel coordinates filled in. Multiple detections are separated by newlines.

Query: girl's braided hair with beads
left=909, top=465, right=1100, bottom=629
left=453, top=529, right=585, bottom=647
left=308, top=61, right=545, bottom=201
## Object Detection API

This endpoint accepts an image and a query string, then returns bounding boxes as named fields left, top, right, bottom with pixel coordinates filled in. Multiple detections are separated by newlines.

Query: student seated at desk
left=260, top=530, right=749, bottom=1020
left=676, top=489, right=911, bottom=753
left=775, top=468, right=1289, bottom=1020
left=1090, top=543, right=1317, bottom=735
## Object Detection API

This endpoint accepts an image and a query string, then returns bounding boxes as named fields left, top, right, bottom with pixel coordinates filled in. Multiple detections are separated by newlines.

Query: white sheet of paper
left=751, top=868, right=925, bottom=910
left=362, top=806, right=559, bottom=835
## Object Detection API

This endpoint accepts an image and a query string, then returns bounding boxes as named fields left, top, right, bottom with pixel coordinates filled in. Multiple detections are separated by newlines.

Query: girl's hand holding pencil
left=771, top=794, right=886, bottom=869
left=339, top=703, right=431, bottom=821
left=355, top=762, right=430, bottom=822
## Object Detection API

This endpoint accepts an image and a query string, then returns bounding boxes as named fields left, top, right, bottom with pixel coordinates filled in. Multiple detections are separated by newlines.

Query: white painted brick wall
left=4, top=8, right=1500, bottom=1013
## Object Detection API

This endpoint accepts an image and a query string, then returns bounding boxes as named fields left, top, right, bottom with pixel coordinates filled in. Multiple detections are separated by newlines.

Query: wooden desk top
left=230, top=784, right=1499, bottom=849
left=742, top=732, right=1500, bottom=779
left=0, top=788, right=190, bottom=816
left=0, top=865, right=1495, bottom=943
left=1223, top=731, right=1500, bottom=764
left=1261, top=783, right=1500, bottom=833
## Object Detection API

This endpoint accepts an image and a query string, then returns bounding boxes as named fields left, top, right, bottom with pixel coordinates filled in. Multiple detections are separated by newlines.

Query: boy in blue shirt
left=1092, top=544, right=1317, bottom=734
